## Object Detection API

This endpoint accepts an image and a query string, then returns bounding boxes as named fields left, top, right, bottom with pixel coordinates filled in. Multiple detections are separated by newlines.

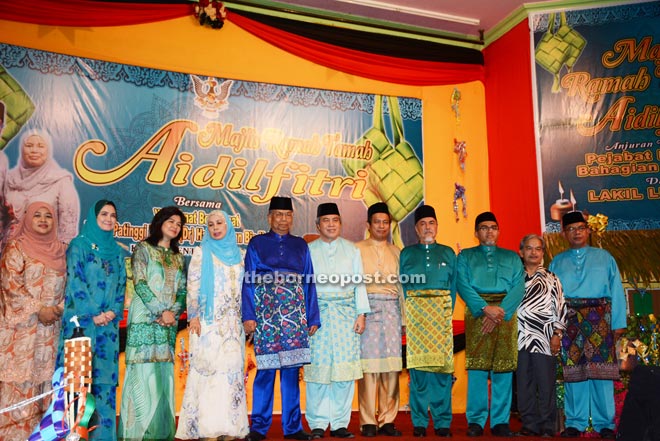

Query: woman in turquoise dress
left=60, top=200, right=127, bottom=441
left=118, top=206, right=186, bottom=441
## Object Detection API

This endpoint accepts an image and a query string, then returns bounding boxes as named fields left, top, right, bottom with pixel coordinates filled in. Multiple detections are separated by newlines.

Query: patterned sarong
left=254, top=276, right=310, bottom=369
left=561, top=297, right=618, bottom=382
left=304, top=291, right=362, bottom=383
left=405, top=289, right=453, bottom=373
left=360, top=294, right=402, bottom=373
left=465, top=293, right=518, bottom=372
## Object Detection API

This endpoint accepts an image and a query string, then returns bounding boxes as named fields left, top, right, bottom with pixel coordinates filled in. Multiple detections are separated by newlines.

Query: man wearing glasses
left=548, top=211, right=626, bottom=439
left=456, top=212, right=525, bottom=437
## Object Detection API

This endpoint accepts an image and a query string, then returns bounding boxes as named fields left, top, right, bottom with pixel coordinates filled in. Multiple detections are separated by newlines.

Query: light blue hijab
left=200, top=210, right=241, bottom=323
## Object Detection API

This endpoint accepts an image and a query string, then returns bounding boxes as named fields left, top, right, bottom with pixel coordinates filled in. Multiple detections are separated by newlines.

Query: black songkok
left=475, top=211, right=498, bottom=230
left=562, top=211, right=586, bottom=227
left=414, top=205, right=436, bottom=224
left=269, top=196, right=293, bottom=211
left=367, top=202, right=389, bottom=221
left=317, top=202, right=340, bottom=217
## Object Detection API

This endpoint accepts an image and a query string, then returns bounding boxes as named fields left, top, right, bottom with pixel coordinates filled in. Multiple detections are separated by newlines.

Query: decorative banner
left=0, top=43, right=424, bottom=251
left=532, top=2, right=660, bottom=232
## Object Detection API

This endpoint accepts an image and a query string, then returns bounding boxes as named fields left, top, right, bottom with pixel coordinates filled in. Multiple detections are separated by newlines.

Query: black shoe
left=246, top=431, right=266, bottom=441
left=284, top=430, right=313, bottom=440
left=491, top=424, right=515, bottom=437
left=518, top=426, right=539, bottom=436
left=599, top=428, right=615, bottom=439
left=330, top=428, right=354, bottom=438
left=413, top=427, right=426, bottom=437
left=378, top=424, right=402, bottom=437
left=561, top=427, right=581, bottom=438
left=312, top=429, right=325, bottom=439
left=467, top=424, right=483, bottom=437
left=541, top=429, right=555, bottom=438
left=361, top=425, right=377, bottom=437
left=434, top=428, right=451, bottom=437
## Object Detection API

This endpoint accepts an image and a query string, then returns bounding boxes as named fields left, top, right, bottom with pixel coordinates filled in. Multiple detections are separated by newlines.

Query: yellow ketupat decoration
left=534, top=12, right=586, bottom=93
left=0, top=64, right=35, bottom=150
left=342, top=95, right=424, bottom=248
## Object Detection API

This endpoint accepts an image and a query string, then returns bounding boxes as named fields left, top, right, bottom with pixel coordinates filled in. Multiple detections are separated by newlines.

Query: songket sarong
left=304, top=291, right=362, bottom=383
left=361, top=294, right=402, bottom=373
left=405, top=289, right=453, bottom=373
left=465, top=293, right=517, bottom=372
left=254, top=276, right=310, bottom=369
left=561, top=297, right=618, bottom=382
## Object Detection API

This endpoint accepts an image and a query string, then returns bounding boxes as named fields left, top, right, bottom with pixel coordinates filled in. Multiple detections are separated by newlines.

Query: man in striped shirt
left=516, top=234, right=566, bottom=438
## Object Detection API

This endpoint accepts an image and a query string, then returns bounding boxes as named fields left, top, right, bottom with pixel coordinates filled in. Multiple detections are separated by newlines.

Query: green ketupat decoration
left=342, top=95, right=424, bottom=248
left=0, top=65, right=35, bottom=150
left=535, top=12, right=587, bottom=93
left=555, top=12, right=586, bottom=71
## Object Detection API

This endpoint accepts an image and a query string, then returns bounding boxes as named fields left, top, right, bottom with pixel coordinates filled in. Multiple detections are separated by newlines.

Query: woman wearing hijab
left=118, top=206, right=187, bottom=441
left=176, top=210, right=248, bottom=441
left=0, top=201, right=66, bottom=440
left=60, top=200, right=127, bottom=441
left=3, top=130, right=80, bottom=244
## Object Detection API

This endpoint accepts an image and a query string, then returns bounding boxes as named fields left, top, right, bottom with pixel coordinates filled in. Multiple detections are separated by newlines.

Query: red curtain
left=229, top=13, right=484, bottom=86
left=484, top=20, right=540, bottom=250
left=0, top=0, right=483, bottom=86
left=0, top=0, right=189, bottom=26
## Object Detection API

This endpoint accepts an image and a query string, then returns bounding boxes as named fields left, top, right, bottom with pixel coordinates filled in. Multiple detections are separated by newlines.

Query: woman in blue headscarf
left=60, top=200, right=127, bottom=441
left=175, top=210, right=248, bottom=441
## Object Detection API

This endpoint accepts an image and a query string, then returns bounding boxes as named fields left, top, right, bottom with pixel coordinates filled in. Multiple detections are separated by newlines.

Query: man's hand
left=308, top=325, right=318, bottom=336
left=482, top=305, right=504, bottom=323
left=353, top=315, right=366, bottom=335
left=481, top=316, right=497, bottom=334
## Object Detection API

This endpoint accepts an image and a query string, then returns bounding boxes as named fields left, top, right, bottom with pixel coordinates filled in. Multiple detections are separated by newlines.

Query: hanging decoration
left=453, top=138, right=467, bottom=171
left=191, top=0, right=227, bottom=29
left=450, top=87, right=461, bottom=121
left=453, top=183, right=467, bottom=222
left=177, top=337, right=190, bottom=376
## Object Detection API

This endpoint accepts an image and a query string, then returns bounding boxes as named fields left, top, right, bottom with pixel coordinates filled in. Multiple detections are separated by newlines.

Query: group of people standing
left=0, top=191, right=626, bottom=441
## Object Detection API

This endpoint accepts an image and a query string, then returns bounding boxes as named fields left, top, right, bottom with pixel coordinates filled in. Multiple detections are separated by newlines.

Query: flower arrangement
left=192, top=0, right=227, bottom=29
left=619, top=313, right=659, bottom=368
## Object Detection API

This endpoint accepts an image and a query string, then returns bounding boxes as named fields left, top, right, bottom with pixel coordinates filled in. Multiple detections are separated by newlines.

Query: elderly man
left=355, top=202, right=404, bottom=437
left=456, top=211, right=525, bottom=437
left=548, top=211, right=626, bottom=439
left=242, top=196, right=321, bottom=441
left=305, top=202, right=370, bottom=439
left=516, top=234, right=566, bottom=438
left=399, top=205, right=456, bottom=438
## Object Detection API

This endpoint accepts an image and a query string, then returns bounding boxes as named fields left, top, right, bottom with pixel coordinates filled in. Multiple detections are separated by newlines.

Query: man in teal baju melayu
left=399, top=205, right=456, bottom=438
left=548, top=211, right=626, bottom=440
left=456, top=211, right=524, bottom=438
left=305, top=202, right=370, bottom=439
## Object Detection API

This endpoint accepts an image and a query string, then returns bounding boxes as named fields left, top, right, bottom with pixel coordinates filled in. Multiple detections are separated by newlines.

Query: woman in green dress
left=118, top=206, right=186, bottom=441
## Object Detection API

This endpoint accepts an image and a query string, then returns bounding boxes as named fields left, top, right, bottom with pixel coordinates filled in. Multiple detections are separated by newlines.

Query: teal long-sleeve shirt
left=456, top=245, right=525, bottom=321
left=548, top=246, right=626, bottom=330
left=400, top=242, right=457, bottom=307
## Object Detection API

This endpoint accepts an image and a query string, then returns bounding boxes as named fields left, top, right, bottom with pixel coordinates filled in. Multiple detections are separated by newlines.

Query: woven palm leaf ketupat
left=555, top=12, right=586, bottom=71
left=535, top=12, right=570, bottom=93
left=0, top=65, right=35, bottom=150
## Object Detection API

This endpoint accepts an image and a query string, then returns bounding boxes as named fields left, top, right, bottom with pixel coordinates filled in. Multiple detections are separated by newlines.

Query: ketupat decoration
left=453, top=183, right=467, bottom=222
left=342, top=95, right=424, bottom=248
left=0, top=64, right=36, bottom=149
left=534, top=12, right=586, bottom=93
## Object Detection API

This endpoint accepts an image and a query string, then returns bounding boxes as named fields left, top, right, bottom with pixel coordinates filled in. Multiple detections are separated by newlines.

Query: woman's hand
left=93, top=312, right=110, bottom=326
left=550, top=334, right=562, bottom=355
left=189, top=317, right=201, bottom=336
left=157, top=310, right=176, bottom=327
left=37, top=306, right=59, bottom=325
left=354, top=314, right=366, bottom=335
